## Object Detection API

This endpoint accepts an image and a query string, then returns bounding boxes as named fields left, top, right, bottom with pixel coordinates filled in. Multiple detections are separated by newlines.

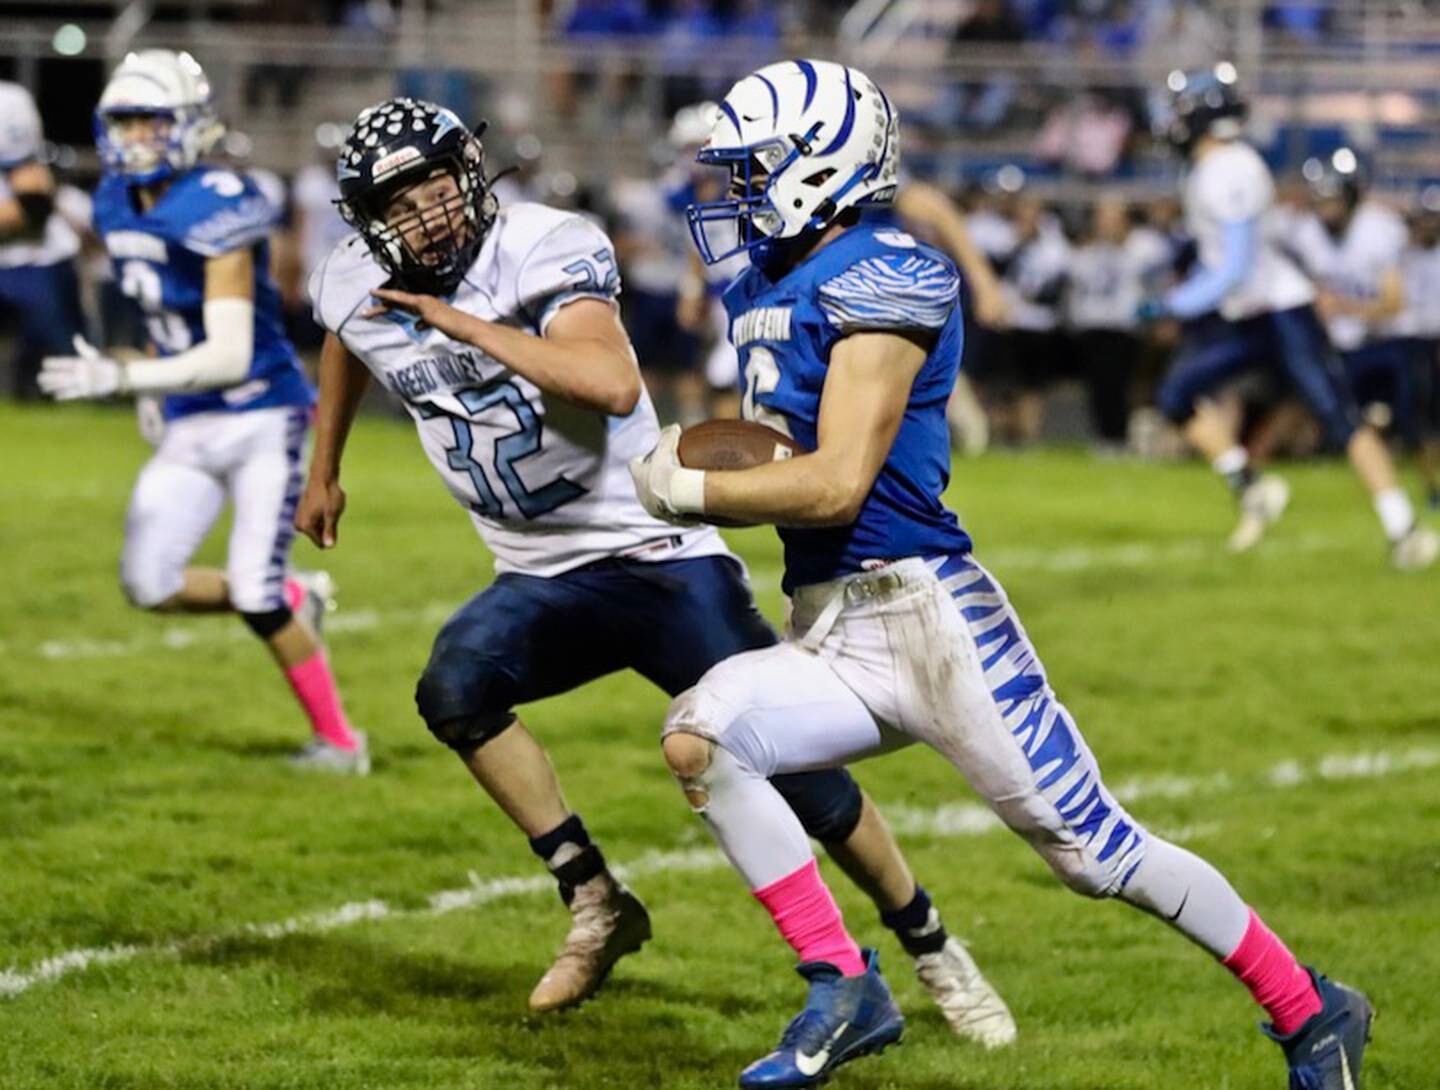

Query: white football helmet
left=96, top=50, right=223, bottom=183
left=686, top=59, right=899, bottom=265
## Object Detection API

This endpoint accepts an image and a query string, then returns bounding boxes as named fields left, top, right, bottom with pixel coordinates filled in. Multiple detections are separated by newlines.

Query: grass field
left=2, top=401, right=1437, bottom=1090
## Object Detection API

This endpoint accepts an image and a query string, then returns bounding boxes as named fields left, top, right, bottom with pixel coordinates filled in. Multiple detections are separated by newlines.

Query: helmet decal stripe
left=795, top=59, right=818, bottom=113
left=756, top=72, right=780, bottom=121
left=718, top=100, right=743, bottom=138
left=818, top=65, right=856, bottom=156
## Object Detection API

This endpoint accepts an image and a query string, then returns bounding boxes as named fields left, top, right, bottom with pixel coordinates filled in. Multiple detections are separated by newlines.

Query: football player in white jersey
left=634, top=57, right=1373, bottom=1090
left=296, top=98, right=1014, bottom=1041
left=1292, top=150, right=1428, bottom=465
left=1142, top=65, right=1437, bottom=568
left=39, top=51, right=366, bottom=773
left=0, top=81, right=86, bottom=399
left=1394, top=203, right=1440, bottom=508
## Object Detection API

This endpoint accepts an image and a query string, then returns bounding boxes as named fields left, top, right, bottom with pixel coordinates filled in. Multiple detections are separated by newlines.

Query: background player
left=38, top=50, right=365, bottom=773
left=0, top=80, right=86, bottom=400
left=297, top=97, right=1013, bottom=1042
left=634, top=58, right=1373, bottom=1090
left=1142, top=64, right=1437, bottom=568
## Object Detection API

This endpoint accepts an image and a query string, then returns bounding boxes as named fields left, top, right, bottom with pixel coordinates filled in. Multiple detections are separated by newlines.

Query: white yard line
left=22, top=531, right=1362, bottom=663
left=3, top=744, right=1435, bottom=1001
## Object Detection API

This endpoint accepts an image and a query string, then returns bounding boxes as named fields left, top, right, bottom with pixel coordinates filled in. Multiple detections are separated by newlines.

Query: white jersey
left=310, top=201, right=727, bottom=577
left=609, top=173, right=690, bottom=295
left=1290, top=202, right=1408, bottom=350
left=1066, top=234, right=1154, bottom=332
left=0, top=81, right=79, bottom=269
left=292, top=162, right=350, bottom=298
left=1000, top=223, right=1070, bottom=332
left=1391, top=241, right=1440, bottom=340
left=1183, top=141, right=1313, bottom=320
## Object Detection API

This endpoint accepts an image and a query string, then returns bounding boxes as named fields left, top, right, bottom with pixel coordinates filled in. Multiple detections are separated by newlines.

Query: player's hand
left=366, top=287, right=468, bottom=337
left=295, top=477, right=347, bottom=549
left=628, top=424, right=705, bottom=525
left=38, top=336, right=126, bottom=401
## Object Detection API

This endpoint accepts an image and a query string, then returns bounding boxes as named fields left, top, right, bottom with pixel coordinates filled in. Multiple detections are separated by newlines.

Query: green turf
left=2, top=401, right=1436, bottom=1089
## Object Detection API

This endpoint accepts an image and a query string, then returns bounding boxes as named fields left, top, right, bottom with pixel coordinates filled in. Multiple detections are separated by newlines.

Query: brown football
left=677, top=419, right=802, bottom=471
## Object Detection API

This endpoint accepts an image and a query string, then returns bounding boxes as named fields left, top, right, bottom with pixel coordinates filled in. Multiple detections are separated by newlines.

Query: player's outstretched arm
left=636, top=331, right=927, bottom=527
left=896, top=181, right=1008, bottom=328
left=296, top=332, right=371, bottom=549
left=368, top=289, right=641, bottom=416
left=40, top=249, right=256, bottom=401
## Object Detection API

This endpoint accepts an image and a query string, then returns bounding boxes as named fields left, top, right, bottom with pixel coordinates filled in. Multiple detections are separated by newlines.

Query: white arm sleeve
left=121, top=297, right=254, bottom=394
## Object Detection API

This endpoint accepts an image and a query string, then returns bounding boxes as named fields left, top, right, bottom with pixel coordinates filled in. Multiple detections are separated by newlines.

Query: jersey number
left=118, top=260, right=192, bottom=353
left=432, top=382, right=587, bottom=519
left=740, top=347, right=794, bottom=437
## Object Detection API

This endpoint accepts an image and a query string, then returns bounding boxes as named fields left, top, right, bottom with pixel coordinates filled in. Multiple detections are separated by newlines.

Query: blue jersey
left=93, top=167, right=312, bottom=420
left=723, top=218, right=972, bottom=592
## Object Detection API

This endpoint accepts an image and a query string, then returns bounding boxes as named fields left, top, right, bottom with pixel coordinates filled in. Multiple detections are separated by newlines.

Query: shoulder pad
left=155, top=168, right=279, bottom=256
left=816, top=233, right=959, bottom=333
left=310, top=233, right=384, bottom=335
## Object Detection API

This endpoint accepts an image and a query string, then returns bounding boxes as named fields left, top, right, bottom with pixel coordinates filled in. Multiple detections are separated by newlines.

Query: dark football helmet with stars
left=336, top=98, right=497, bottom=295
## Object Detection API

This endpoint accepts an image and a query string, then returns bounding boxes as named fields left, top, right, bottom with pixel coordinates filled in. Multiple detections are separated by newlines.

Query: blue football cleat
left=1262, top=968, right=1373, bottom=1089
left=739, top=948, right=903, bottom=1089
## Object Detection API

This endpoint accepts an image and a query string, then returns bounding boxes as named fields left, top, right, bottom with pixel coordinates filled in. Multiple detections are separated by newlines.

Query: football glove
left=628, top=424, right=707, bottom=524
left=39, top=336, right=127, bottom=401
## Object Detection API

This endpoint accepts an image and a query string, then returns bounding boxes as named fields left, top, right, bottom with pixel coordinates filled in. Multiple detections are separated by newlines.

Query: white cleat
left=290, top=569, right=338, bottom=637
left=1391, top=524, right=1440, bottom=571
left=529, top=873, right=651, bottom=1012
left=1228, top=474, right=1290, bottom=553
left=914, top=936, right=1017, bottom=1049
left=289, top=729, right=370, bottom=776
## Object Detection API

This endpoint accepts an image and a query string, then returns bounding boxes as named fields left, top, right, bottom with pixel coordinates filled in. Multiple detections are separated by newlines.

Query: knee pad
left=772, top=768, right=864, bottom=844
left=425, top=711, right=517, bottom=756
left=119, top=563, right=180, bottom=610
left=414, top=651, right=518, bottom=755
left=240, top=606, right=293, bottom=640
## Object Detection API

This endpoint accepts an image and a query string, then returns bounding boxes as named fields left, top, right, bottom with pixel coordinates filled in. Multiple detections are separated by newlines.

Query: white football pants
left=120, top=406, right=307, bottom=613
left=665, top=554, right=1251, bottom=958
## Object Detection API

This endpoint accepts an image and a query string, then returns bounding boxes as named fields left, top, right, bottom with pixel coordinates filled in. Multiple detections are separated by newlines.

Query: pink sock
left=285, top=651, right=358, bottom=750
left=1221, top=909, right=1323, bottom=1035
left=284, top=577, right=306, bottom=614
left=752, top=859, right=866, bottom=977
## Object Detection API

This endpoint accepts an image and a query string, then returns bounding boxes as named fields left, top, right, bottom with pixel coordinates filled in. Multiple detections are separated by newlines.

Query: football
left=677, top=419, right=802, bottom=471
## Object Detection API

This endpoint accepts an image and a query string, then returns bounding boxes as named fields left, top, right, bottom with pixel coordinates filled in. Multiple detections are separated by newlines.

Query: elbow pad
left=123, top=298, right=255, bottom=394
left=16, top=191, right=52, bottom=232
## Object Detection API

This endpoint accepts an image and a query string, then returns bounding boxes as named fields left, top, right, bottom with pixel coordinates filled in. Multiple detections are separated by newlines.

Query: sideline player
left=1141, top=64, right=1437, bottom=567
left=295, top=97, right=1014, bottom=1041
left=38, top=51, right=365, bottom=773
left=634, top=59, right=1372, bottom=1089
left=0, top=80, right=86, bottom=399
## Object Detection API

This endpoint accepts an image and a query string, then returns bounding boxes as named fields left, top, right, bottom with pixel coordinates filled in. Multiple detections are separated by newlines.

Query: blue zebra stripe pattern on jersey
left=933, top=552, right=1147, bottom=895
left=817, top=253, right=959, bottom=332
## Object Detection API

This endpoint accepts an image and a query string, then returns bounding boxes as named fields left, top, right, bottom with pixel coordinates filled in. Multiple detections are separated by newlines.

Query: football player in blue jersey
left=38, top=50, right=366, bottom=773
left=632, top=59, right=1373, bottom=1089
left=294, top=96, right=1014, bottom=1041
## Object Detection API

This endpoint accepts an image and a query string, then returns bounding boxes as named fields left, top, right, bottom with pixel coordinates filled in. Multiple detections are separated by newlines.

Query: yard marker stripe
left=19, top=531, right=1365, bottom=663
left=3, top=745, right=1435, bottom=1000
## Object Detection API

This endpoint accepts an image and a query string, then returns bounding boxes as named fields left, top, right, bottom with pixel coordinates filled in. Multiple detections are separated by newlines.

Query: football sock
left=754, top=859, right=866, bottom=977
left=1121, top=836, right=1250, bottom=954
left=1212, top=446, right=1256, bottom=496
left=1222, top=909, right=1323, bottom=1035
left=880, top=885, right=949, bottom=957
left=1373, top=487, right=1416, bottom=542
left=529, top=815, right=607, bottom=905
left=284, top=651, right=359, bottom=750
